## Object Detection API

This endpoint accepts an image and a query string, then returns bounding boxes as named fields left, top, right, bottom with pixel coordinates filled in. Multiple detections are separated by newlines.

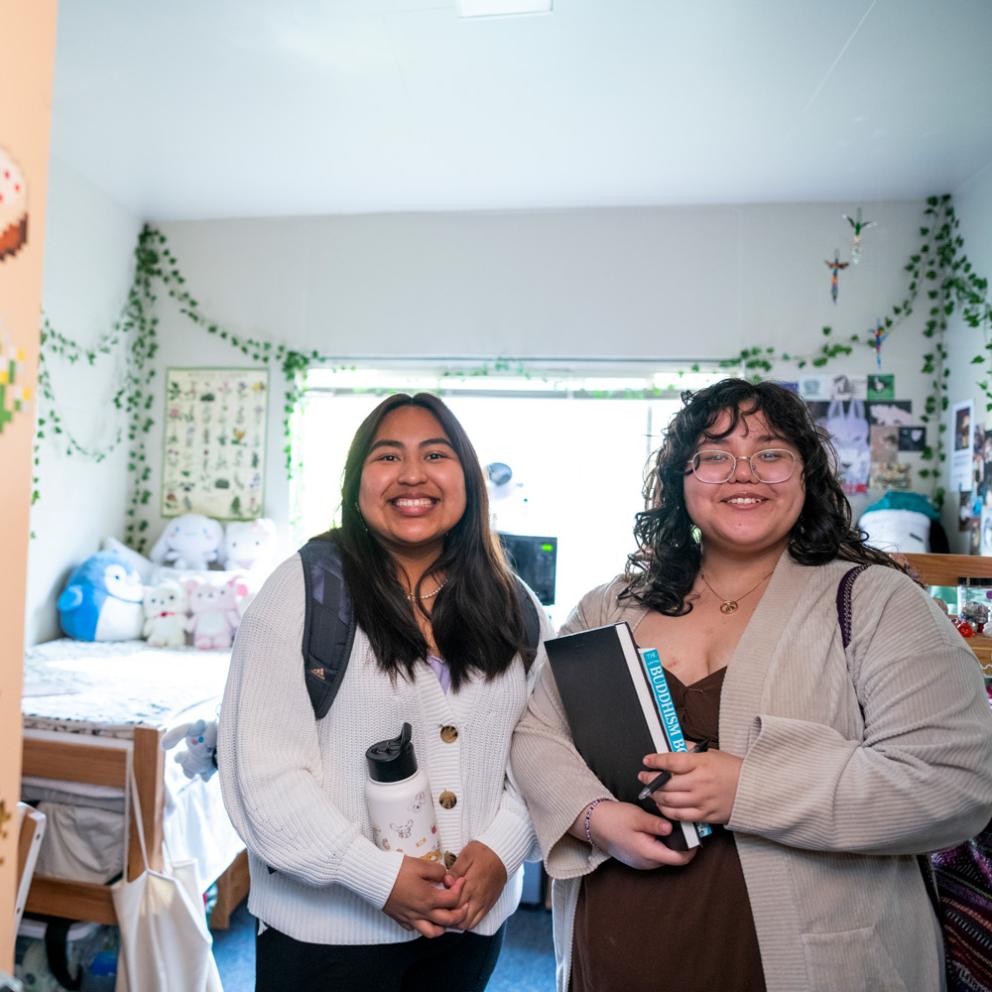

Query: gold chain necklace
left=699, top=570, right=774, bottom=615
left=406, top=580, right=447, bottom=602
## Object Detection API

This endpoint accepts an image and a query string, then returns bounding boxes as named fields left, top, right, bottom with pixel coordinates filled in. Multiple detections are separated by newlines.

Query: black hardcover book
left=545, top=621, right=703, bottom=850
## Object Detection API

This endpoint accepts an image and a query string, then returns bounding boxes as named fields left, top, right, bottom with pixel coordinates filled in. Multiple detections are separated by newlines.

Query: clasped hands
left=582, top=746, right=742, bottom=871
left=383, top=840, right=507, bottom=938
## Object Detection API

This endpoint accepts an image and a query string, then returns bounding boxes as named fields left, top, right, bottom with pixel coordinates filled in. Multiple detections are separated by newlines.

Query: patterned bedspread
left=22, top=638, right=232, bottom=737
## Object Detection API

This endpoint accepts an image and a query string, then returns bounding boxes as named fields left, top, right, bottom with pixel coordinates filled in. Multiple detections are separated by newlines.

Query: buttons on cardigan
left=444, top=850, right=457, bottom=869
left=439, top=790, right=457, bottom=810
left=440, top=725, right=458, bottom=743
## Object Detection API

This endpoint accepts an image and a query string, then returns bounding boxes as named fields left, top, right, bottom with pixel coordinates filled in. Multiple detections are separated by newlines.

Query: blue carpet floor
left=212, top=902, right=556, bottom=991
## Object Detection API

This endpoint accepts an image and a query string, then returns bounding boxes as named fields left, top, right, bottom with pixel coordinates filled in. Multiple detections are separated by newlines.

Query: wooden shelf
left=964, top=634, right=992, bottom=677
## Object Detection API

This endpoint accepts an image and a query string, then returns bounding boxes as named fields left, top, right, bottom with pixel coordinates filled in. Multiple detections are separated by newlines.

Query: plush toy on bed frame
left=149, top=513, right=224, bottom=571
left=185, top=576, right=246, bottom=650
left=222, top=518, right=277, bottom=571
left=162, top=718, right=218, bottom=780
left=142, top=580, right=188, bottom=648
left=57, top=551, right=145, bottom=641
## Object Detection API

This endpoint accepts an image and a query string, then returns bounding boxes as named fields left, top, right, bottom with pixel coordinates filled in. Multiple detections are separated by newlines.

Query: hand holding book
left=638, top=746, right=744, bottom=825
left=577, top=800, right=699, bottom=871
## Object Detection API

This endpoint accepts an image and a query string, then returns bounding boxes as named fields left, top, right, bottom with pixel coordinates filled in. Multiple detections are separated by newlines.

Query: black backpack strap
left=299, top=536, right=356, bottom=719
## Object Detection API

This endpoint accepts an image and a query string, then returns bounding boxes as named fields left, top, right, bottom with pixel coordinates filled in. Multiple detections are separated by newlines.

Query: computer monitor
left=498, top=533, right=557, bottom=606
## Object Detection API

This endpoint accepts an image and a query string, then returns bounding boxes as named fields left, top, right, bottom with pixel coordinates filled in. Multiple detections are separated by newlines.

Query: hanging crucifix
left=824, top=250, right=850, bottom=304
left=843, top=207, right=876, bottom=265
left=871, top=319, right=888, bottom=368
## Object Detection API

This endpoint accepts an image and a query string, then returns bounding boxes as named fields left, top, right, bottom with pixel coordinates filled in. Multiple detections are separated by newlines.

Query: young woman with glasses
left=511, top=378, right=992, bottom=992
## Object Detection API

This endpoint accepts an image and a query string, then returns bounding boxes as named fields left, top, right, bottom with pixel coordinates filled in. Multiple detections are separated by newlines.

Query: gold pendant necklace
left=699, top=571, right=774, bottom=615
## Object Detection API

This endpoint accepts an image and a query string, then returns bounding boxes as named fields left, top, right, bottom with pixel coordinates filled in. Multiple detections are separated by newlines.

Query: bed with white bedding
left=21, top=638, right=247, bottom=928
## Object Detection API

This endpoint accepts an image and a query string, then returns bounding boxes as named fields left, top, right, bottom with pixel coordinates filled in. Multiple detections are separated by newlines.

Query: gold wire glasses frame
left=688, top=448, right=799, bottom=485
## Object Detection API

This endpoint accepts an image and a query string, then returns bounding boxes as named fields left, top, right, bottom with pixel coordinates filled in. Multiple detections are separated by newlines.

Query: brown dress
left=569, top=667, right=766, bottom=992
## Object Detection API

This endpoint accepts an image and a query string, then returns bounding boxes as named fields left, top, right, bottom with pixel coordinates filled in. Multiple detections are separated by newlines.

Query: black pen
left=637, top=739, right=710, bottom=801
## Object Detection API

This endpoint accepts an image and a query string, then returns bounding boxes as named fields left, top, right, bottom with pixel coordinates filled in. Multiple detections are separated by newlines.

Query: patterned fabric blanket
left=22, top=638, right=231, bottom=737
left=933, top=824, right=992, bottom=992
left=930, top=683, right=992, bottom=992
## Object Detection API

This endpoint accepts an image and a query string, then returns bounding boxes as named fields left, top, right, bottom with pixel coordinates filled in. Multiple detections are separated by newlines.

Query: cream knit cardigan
left=511, top=553, right=992, bottom=992
left=218, top=555, right=548, bottom=945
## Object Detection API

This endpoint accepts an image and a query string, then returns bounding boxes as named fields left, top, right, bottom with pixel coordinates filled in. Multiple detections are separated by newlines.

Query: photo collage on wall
left=952, top=399, right=992, bottom=555
left=793, top=374, right=921, bottom=495
left=161, top=367, right=268, bottom=520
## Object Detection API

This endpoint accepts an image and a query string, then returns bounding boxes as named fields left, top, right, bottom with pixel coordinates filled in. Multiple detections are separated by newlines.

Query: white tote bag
left=112, top=761, right=224, bottom=992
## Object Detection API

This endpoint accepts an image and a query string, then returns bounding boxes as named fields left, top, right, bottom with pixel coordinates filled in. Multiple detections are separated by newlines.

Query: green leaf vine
left=33, top=198, right=992, bottom=548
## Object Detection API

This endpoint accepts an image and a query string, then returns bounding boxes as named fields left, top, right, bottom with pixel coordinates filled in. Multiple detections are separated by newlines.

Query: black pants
left=255, top=923, right=505, bottom=992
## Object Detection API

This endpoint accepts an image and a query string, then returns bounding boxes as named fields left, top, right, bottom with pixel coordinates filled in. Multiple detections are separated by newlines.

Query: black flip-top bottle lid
left=366, top=722, right=418, bottom=783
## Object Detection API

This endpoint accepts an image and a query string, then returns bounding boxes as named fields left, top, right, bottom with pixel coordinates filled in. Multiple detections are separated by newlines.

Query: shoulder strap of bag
left=299, top=536, right=541, bottom=719
left=835, top=565, right=950, bottom=947
left=299, top=535, right=355, bottom=720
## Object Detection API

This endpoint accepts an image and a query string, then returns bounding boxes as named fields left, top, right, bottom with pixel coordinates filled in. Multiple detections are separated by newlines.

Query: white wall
left=146, top=200, right=932, bottom=542
left=25, top=157, right=143, bottom=644
left=942, top=165, right=992, bottom=551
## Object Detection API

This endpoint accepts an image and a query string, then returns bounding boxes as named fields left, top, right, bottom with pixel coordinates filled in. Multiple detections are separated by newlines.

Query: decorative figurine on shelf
left=960, top=602, right=989, bottom=635
left=843, top=207, right=876, bottom=265
left=955, top=619, right=977, bottom=638
left=824, top=250, right=850, bottom=304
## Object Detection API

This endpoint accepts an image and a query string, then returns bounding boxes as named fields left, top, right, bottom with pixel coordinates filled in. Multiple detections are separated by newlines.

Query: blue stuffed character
left=57, top=551, right=145, bottom=641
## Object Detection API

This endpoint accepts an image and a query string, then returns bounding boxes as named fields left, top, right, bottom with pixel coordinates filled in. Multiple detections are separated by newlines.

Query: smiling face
left=683, top=407, right=805, bottom=558
left=357, top=405, right=467, bottom=562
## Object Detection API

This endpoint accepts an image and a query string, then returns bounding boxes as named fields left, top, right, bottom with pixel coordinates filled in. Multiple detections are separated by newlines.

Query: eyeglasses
left=688, top=448, right=799, bottom=485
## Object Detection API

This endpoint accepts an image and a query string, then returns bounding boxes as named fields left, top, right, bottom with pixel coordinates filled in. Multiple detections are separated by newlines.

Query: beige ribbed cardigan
left=511, top=553, right=992, bottom=992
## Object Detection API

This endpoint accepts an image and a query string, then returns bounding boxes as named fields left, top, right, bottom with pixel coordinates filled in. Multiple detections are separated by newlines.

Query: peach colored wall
left=0, top=0, right=57, bottom=969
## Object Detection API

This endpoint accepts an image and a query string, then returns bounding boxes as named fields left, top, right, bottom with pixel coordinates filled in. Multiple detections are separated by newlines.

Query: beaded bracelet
left=582, top=798, right=610, bottom=848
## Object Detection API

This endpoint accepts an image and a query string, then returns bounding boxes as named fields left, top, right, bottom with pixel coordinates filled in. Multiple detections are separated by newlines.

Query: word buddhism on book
left=545, top=622, right=711, bottom=850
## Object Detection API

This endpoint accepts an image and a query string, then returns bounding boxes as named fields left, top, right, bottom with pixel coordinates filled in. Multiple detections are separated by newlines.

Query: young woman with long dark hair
left=512, top=378, right=992, bottom=992
left=220, top=393, right=548, bottom=992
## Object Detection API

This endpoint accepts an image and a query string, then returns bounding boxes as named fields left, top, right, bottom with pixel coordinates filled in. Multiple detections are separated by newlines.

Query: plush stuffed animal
left=57, top=552, right=144, bottom=641
left=185, top=577, right=244, bottom=650
left=142, top=580, right=188, bottom=648
left=149, top=514, right=224, bottom=570
left=162, top=718, right=218, bottom=781
left=222, top=518, right=277, bottom=571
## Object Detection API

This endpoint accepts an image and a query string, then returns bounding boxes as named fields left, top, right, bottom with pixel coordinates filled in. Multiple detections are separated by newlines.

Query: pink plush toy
left=185, top=577, right=246, bottom=650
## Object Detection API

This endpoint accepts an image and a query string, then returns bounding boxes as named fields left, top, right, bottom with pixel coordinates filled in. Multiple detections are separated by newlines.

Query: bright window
left=293, top=362, right=722, bottom=626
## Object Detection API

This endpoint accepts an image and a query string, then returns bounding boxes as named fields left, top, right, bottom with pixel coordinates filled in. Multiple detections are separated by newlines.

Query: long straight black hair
left=623, top=378, right=902, bottom=615
left=328, top=392, right=532, bottom=689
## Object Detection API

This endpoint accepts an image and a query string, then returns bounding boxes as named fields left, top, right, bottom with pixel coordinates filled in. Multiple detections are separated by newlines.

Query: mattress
left=21, top=638, right=244, bottom=894
left=22, top=637, right=232, bottom=736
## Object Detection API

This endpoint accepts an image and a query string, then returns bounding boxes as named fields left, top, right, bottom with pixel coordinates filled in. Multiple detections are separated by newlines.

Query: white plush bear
left=162, top=718, right=218, bottom=780
left=185, top=577, right=244, bottom=650
left=150, top=514, right=224, bottom=571
left=222, top=517, right=277, bottom=571
left=142, top=580, right=188, bottom=648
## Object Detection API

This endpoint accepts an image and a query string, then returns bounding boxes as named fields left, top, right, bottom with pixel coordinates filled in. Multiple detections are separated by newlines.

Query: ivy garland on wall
left=33, top=195, right=992, bottom=549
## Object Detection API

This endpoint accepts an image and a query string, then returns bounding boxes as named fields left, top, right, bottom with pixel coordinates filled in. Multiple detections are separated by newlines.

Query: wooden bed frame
left=21, top=725, right=248, bottom=929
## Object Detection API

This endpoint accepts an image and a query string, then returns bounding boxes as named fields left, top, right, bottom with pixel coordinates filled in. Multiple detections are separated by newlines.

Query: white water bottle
left=365, top=722, right=442, bottom=862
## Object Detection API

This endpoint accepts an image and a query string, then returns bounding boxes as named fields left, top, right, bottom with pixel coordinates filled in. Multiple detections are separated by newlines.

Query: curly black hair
left=622, top=378, right=901, bottom=616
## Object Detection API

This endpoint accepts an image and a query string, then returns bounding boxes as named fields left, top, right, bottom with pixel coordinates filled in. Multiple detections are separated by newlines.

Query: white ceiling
left=50, top=0, right=992, bottom=220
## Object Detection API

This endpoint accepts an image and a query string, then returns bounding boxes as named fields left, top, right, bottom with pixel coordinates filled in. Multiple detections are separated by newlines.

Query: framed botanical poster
left=161, top=367, right=268, bottom=519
